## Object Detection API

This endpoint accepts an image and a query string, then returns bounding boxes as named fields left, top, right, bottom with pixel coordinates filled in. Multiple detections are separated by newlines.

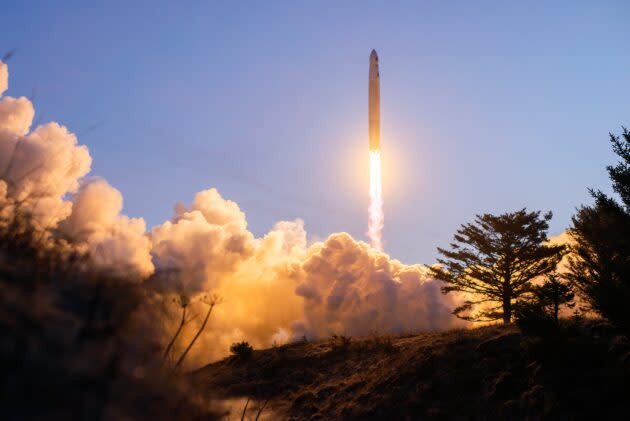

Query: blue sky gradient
left=3, top=1, right=629, bottom=263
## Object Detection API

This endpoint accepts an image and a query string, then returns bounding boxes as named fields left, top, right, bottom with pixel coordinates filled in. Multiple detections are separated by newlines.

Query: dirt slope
left=193, top=322, right=630, bottom=420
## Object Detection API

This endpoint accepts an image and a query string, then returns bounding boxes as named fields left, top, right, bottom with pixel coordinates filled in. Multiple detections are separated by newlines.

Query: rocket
left=369, top=49, right=380, bottom=151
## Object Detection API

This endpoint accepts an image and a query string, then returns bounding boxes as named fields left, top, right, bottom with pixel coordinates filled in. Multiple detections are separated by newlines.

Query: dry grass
left=194, top=323, right=630, bottom=420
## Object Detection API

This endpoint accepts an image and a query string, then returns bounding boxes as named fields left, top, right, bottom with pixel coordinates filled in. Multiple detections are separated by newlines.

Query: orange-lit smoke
left=368, top=150, right=384, bottom=250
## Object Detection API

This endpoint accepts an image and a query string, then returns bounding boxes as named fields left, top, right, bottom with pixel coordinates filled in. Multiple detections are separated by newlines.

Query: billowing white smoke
left=151, top=188, right=256, bottom=295
left=0, top=60, right=465, bottom=364
left=294, top=233, right=464, bottom=338
left=60, top=179, right=154, bottom=279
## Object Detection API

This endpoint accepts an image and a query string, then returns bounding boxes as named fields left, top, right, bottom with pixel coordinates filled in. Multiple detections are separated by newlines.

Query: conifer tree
left=431, top=209, right=565, bottom=323
left=567, top=128, right=630, bottom=333
left=534, top=273, right=575, bottom=322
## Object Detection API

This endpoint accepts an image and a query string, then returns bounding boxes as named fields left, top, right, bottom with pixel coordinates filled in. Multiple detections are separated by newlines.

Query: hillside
left=194, top=321, right=630, bottom=420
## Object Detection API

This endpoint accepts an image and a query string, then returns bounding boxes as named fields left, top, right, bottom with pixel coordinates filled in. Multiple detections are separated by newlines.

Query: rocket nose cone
left=370, top=49, right=378, bottom=61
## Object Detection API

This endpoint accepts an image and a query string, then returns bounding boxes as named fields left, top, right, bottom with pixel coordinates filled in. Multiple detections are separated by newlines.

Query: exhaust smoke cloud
left=0, top=60, right=466, bottom=365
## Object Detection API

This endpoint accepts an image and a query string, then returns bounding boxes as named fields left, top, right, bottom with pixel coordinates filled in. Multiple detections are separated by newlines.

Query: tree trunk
left=502, top=295, right=511, bottom=324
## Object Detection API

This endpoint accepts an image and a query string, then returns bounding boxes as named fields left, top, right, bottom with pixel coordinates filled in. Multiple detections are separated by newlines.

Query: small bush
left=230, top=341, right=254, bottom=359
left=514, top=301, right=558, bottom=337
left=534, top=274, right=575, bottom=322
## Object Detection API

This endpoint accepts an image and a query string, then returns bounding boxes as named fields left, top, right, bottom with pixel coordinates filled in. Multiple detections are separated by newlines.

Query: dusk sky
left=3, top=1, right=629, bottom=264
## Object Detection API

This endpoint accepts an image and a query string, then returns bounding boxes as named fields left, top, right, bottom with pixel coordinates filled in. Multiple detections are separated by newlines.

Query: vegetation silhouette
left=534, top=273, right=575, bottom=323
left=173, top=293, right=222, bottom=371
left=430, top=209, right=565, bottom=323
left=162, top=293, right=190, bottom=363
left=567, top=127, right=630, bottom=335
left=230, top=341, right=254, bottom=360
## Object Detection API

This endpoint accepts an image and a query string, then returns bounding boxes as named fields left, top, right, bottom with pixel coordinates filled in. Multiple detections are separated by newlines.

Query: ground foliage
left=196, top=321, right=630, bottom=420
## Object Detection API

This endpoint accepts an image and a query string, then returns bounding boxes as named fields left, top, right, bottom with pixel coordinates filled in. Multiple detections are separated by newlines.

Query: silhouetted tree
left=431, top=209, right=565, bottom=323
left=567, top=128, right=630, bottom=334
left=534, top=274, right=575, bottom=322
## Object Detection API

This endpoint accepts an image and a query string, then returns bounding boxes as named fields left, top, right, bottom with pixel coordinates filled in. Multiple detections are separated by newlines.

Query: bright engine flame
left=368, top=150, right=384, bottom=250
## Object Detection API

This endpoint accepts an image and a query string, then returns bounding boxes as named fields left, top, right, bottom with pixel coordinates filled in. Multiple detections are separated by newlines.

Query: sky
left=3, top=1, right=629, bottom=264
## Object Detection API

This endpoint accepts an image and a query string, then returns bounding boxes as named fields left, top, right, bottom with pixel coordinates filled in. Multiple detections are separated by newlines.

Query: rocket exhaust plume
left=368, top=49, right=384, bottom=250
left=368, top=150, right=383, bottom=250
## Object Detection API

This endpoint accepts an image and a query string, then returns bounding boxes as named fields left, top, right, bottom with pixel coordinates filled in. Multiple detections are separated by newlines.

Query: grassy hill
left=194, top=321, right=630, bottom=420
